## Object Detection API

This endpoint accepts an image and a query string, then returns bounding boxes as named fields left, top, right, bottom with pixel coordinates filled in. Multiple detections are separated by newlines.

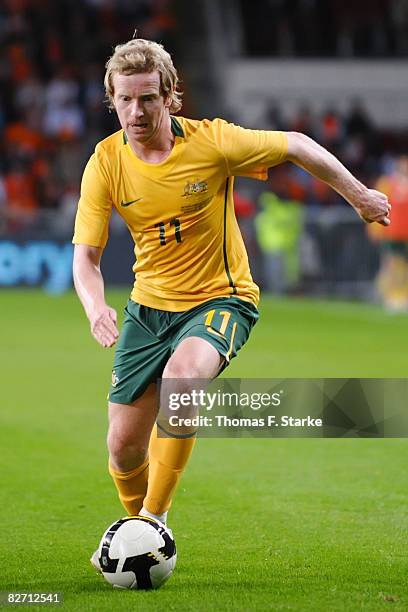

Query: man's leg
left=143, top=337, right=222, bottom=517
left=108, top=383, right=158, bottom=515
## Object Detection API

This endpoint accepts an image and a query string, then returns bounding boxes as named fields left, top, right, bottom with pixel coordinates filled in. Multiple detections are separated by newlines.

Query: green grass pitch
left=1, top=289, right=408, bottom=611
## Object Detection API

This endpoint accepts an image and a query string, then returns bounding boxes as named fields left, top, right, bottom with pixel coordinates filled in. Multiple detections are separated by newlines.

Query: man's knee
left=107, top=428, right=147, bottom=472
left=107, top=388, right=158, bottom=472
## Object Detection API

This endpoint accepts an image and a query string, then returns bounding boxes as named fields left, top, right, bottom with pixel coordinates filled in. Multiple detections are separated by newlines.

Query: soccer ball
left=97, top=516, right=177, bottom=590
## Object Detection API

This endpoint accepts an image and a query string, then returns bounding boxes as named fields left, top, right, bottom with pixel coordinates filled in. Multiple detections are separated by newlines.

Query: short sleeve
left=72, top=149, right=113, bottom=248
left=213, top=119, right=288, bottom=180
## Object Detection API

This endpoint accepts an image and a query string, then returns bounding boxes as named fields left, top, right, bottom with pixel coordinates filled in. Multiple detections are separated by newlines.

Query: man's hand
left=73, top=245, right=119, bottom=348
left=88, top=304, right=119, bottom=348
left=352, top=188, right=391, bottom=226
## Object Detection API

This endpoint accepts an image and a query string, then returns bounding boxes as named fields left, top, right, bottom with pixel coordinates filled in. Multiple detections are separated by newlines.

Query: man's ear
left=164, top=96, right=172, bottom=108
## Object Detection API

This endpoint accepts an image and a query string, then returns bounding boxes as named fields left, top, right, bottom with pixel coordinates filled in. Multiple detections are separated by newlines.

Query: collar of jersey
left=122, top=116, right=185, bottom=176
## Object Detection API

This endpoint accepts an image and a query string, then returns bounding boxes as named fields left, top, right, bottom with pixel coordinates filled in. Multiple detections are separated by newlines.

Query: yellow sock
left=109, top=458, right=149, bottom=516
left=144, top=424, right=196, bottom=515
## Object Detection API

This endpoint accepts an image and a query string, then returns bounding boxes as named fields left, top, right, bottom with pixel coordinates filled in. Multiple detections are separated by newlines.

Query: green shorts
left=109, top=297, right=259, bottom=404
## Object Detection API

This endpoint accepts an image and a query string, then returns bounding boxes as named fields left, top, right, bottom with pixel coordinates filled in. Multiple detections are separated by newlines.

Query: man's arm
left=73, top=244, right=119, bottom=348
left=286, top=132, right=391, bottom=226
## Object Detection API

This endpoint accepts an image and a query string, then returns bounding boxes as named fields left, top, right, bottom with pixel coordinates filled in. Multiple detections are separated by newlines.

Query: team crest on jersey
left=182, top=178, right=208, bottom=197
left=111, top=370, right=120, bottom=387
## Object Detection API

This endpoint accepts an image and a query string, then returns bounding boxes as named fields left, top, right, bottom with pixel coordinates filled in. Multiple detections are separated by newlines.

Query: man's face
left=112, top=71, right=170, bottom=144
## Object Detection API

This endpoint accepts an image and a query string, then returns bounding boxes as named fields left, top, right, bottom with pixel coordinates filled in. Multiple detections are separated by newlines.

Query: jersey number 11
left=155, top=219, right=182, bottom=245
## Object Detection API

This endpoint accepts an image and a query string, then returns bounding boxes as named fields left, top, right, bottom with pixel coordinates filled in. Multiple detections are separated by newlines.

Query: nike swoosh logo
left=121, top=198, right=143, bottom=207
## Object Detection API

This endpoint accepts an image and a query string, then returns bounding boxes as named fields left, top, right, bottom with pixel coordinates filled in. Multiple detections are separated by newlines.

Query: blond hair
left=104, top=38, right=182, bottom=113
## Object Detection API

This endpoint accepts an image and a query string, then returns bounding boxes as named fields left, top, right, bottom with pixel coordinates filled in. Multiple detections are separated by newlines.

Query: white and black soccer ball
left=97, top=516, right=177, bottom=590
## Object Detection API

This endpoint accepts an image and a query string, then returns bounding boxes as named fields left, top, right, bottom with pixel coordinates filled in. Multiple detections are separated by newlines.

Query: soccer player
left=72, top=38, right=390, bottom=566
left=369, top=155, right=408, bottom=311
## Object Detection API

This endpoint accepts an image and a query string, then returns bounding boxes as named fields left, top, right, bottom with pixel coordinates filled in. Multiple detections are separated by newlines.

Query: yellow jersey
left=73, top=116, right=288, bottom=311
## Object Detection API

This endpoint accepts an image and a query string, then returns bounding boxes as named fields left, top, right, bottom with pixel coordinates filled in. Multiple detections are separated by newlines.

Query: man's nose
left=129, top=100, right=143, bottom=118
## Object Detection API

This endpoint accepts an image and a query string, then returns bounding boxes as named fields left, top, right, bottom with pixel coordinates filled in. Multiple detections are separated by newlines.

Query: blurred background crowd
left=0, top=0, right=177, bottom=234
left=1, top=0, right=407, bottom=307
left=240, top=0, right=408, bottom=58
